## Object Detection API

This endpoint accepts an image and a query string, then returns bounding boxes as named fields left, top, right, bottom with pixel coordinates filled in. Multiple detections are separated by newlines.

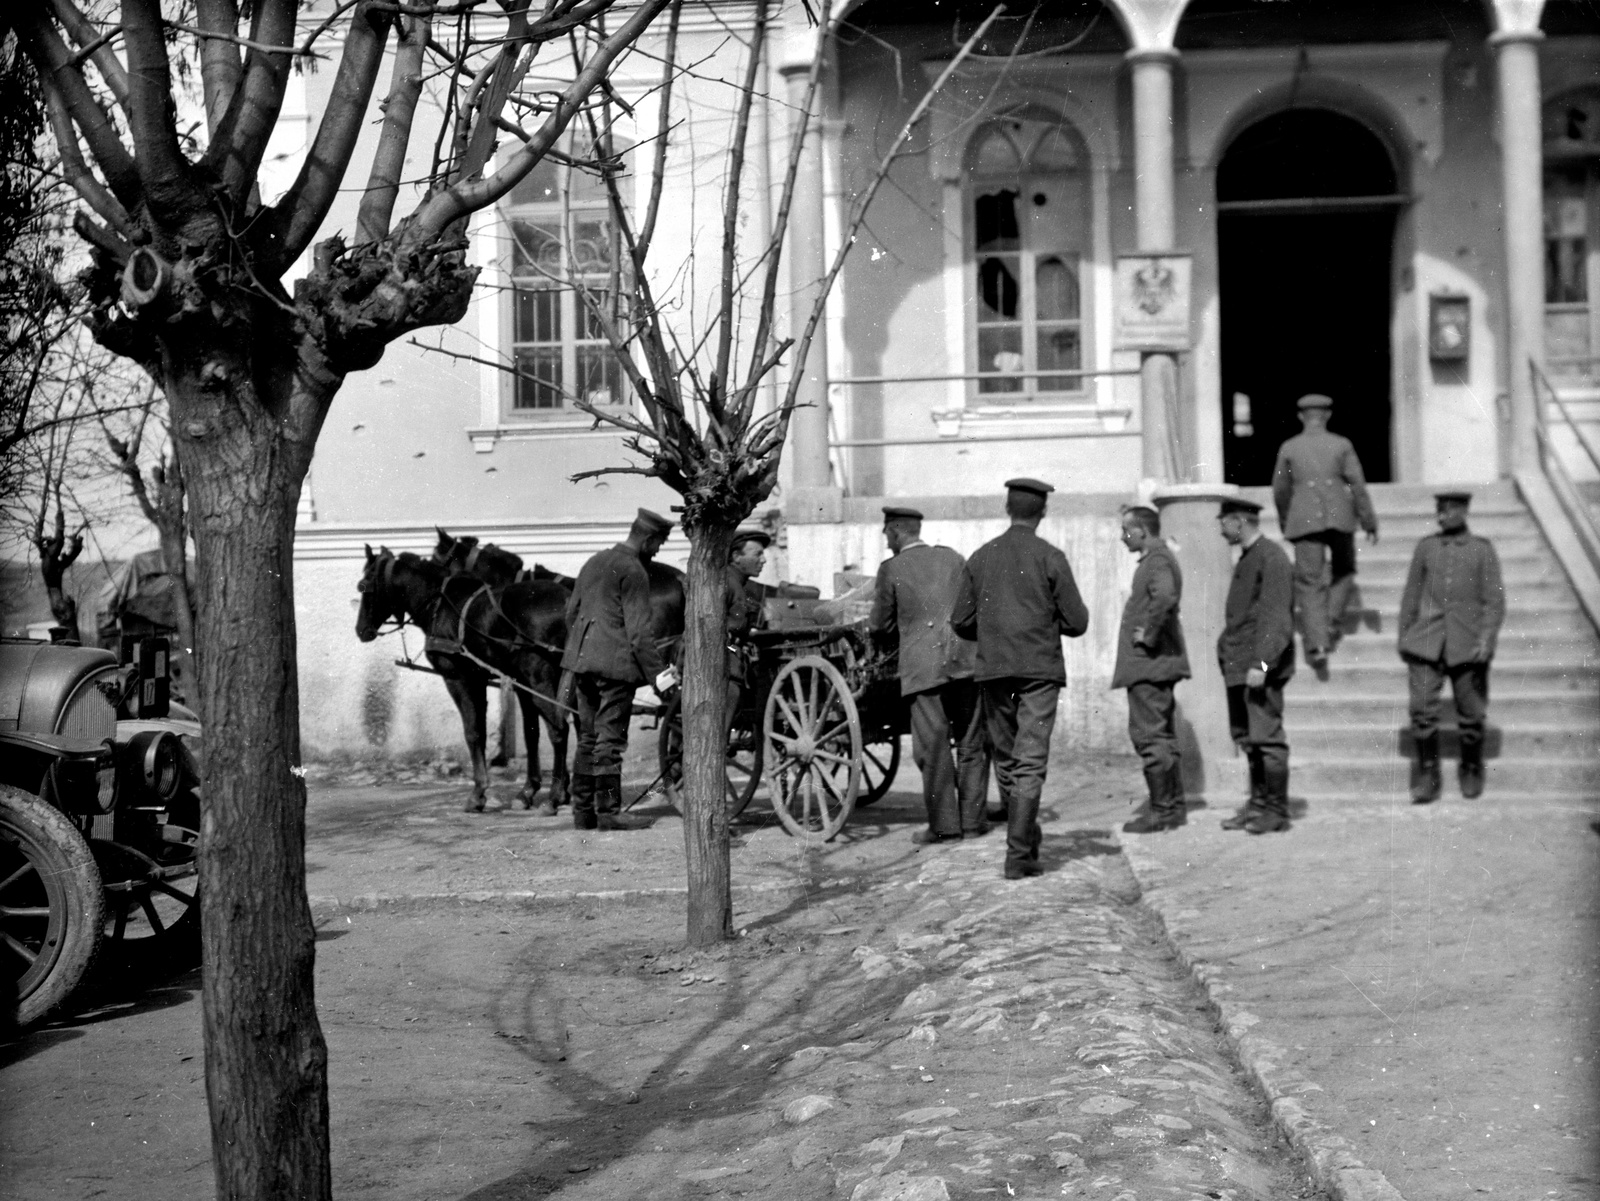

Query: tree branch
left=270, top=1, right=393, bottom=265
left=204, top=0, right=300, bottom=204
left=356, top=10, right=432, bottom=244
left=45, top=0, right=131, bottom=112
left=195, top=0, right=244, bottom=136
left=634, top=0, right=680, bottom=262
left=43, top=78, right=136, bottom=237
left=122, top=0, right=199, bottom=218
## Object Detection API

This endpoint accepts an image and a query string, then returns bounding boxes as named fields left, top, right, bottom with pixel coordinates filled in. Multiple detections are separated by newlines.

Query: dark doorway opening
left=1217, top=108, right=1399, bottom=484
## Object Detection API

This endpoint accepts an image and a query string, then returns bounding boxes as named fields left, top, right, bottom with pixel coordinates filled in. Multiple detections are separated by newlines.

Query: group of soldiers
left=556, top=392, right=1506, bottom=877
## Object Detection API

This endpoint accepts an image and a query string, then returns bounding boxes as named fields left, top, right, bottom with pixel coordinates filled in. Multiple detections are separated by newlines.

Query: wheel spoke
left=0, top=905, right=50, bottom=918
left=774, top=695, right=805, bottom=738
left=0, top=862, right=38, bottom=894
left=139, top=895, right=167, bottom=934
left=1, top=931, right=38, bottom=964
left=151, top=879, right=198, bottom=908
left=112, top=903, right=129, bottom=941
left=812, top=747, right=855, bottom=768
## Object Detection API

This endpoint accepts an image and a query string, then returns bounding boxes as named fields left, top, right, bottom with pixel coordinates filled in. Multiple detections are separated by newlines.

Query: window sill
left=930, top=403, right=1133, bottom=439
left=467, top=417, right=629, bottom=452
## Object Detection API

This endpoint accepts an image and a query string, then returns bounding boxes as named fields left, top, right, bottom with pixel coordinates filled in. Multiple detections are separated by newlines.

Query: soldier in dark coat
left=1215, top=497, right=1297, bottom=834
left=1271, top=394, right=1378, bottom=672
left=561, top=508, right=673, bottom=830
left=1397, top=491, right=1506, bottom=802
left=1112, top=505, right=1191, bottom=834
left=724, top=528, right=770, bottom=736
left=951, top=479, right=1089, bottom=879
left=870, top=506, right=989, bottom=845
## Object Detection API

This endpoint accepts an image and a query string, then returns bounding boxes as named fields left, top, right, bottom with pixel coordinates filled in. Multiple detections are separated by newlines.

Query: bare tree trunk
left=178, top=369, right=332, bottom=1201
left=35, top=502, right=84, bottom=643
left=42, top=579, right=80, bottom=642
left=155, top=479, right=198, bottom=698
left=681, top=528, right=734, bottom=946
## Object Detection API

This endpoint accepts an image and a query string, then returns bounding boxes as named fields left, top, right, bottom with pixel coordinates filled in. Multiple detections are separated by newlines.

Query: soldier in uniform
left=1112, top=505, right=1191, bottom=834
left=951, top=479, right=1090, bottom=879
left=1397, top=491, right=1505, bottom=802
left=1271, top=394, right=1378, bottom=672
left=724, top=528, right=770, bottom=739
left=869, top=506, right=989, bottom=845
left=562, top=508, right=674, bottom=831
left=1215, top=497, right=1297, bottom=834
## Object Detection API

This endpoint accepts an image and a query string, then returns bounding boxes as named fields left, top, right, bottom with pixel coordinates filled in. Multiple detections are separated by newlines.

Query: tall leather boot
left=1221, top=752, right=1265, bottom=830
left=1162, top=763, right=1188, bottom=828
left=1245, top=757, right=1291, bottom=834
left=1410, top=734, right=1442, bottom=804
left=595, top=775, right=649, bottom=831
left=1458, top=737, right=1485, bottom=799
left=1124, top=767, right=1183, bottom=834
left=571, top=774, right=598, bottom=830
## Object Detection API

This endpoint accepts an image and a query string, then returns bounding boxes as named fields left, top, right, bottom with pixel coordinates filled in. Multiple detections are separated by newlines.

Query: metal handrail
left=1530, top=359, right=1600, bottom=578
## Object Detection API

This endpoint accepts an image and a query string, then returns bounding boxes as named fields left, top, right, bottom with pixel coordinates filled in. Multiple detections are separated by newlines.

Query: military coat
left=723, top=565, right=758, bottom=682
left=869, top=541, right=976, bottom=696
left=561, top=543, right=666, bottom=685
left=949, top=526, right=1089, bottom=684
left=1217, top=535, right=1296, bottom=686
left=1397, top=530, right=1505, bottom=666
left=1111, top=539, right=1191, bottom=688
left=1271, top=429, right=1378, bottom=539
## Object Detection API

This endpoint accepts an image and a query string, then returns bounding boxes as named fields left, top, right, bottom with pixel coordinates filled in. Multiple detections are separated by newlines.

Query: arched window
left=504, top=134, right=632, bottom=412
left=969, top=109, right=1090, bottom=397
left=1544, top=89, right=1600, bottom=380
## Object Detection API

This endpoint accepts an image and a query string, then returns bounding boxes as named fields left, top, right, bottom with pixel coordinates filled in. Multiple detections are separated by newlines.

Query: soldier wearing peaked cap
left=951, top=478, right=1089, bottom=879
left=1215, top=496, right=1297, bottom=834
left=561, top=508, right=674, bottom=831
left=1113, top=504, right=1191, bottom=834
left=870, top=505, right=990, bottom=846
left=1397, top=491, right=1505, bottom=803
left=723, top=527, right=772, bottom=730
left=1271, top=393, right=1378, bottom=674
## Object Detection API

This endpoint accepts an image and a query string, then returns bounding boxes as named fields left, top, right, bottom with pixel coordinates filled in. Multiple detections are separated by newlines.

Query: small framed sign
left=1114, top=253, right=1193, bottom=351
left=1428, top=293, right=1470, bottom=362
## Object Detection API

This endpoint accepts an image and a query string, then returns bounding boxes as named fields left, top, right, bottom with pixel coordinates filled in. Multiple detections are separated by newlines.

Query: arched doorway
left=1217, top=108, right=1400, bottom=484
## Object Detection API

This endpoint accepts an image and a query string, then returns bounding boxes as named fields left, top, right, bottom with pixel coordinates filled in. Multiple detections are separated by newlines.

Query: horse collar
left=464, top=544, right=481, bottom=574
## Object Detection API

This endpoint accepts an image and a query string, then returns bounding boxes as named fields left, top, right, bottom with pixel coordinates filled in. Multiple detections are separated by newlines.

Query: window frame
left=499, top=138, right=632, bottom=420
left=1542, top=89, right=1600, bottom=382
left=965, top=114, right=1092, bottom=407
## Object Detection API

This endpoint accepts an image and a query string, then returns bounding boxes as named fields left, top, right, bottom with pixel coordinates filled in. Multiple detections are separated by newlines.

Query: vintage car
left=0, top=636, right=201, bottom=1028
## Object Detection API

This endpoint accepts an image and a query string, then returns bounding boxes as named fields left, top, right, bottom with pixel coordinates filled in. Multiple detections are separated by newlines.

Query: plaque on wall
left=1114, top=253, right=1193, bottom=351
left=1428, top=293, right=1470, bottom=362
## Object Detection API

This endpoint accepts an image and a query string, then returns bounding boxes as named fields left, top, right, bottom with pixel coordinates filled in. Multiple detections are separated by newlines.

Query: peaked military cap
left=1433, top=490, right=1473, bottom=505
left=1218, top=497, right=1264, bottom=517
left=1122, top=504, right=1159, bottom=521
left=634, top=507, right=674, bottom=537
left=1296, top=393, right=1334, bottom=411
left=1004, top=477, right=1055, bottom=497
left=731, top=527, right=771, bottom=548
left=882, top=505, right=923, bottom=522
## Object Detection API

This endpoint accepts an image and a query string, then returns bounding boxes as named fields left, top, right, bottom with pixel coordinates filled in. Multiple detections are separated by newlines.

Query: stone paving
left=699, top=829, right=1321, bottom=1201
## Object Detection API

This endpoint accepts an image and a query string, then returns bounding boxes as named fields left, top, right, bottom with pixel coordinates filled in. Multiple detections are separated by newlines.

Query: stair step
left=1323, top=608, right=1594, bottom=636
left=1290, top=757, right=1600, bottom=791
left=1353, top=578, right=1573, bottom=603
left=1285, top=660, right=1598, bottom=689
left=1287, top=724, right=1600, bottom=757
left=1318, top=634, right=1600, bottom=663
left=1283, top=692, right=1600, bottom=723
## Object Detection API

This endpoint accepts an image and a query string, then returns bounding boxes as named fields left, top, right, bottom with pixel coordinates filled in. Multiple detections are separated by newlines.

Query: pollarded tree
left=565, top=3, right=1002, bottom=945
left=16, top=2, right=671, bottom=1197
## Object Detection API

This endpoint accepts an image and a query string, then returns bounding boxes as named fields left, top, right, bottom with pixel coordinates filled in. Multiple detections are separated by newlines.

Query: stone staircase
left=1241, top=481, right=1600, bottom=801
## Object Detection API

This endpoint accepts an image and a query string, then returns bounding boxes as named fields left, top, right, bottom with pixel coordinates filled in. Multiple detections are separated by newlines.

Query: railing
left=1530, top=358, right=1600, bottom=580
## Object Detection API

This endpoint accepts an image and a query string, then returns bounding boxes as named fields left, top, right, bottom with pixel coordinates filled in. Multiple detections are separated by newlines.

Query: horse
left=354, top=546, right=572, bottom=814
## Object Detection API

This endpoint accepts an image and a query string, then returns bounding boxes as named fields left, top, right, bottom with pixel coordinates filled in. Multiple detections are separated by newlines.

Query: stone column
left=1154, top=483, right=1245, bottom=801
left=779, top=41, right=841, bottom=523
left=1129, top=48, right=1181, bottom=482
left=1492, top=30, right=1545, bottom=475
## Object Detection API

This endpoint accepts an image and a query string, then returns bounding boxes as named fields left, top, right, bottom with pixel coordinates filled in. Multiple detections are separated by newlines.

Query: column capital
left=1488, top=28, right=1545, bottom=49
left=1124, top=47, right=1180, bottom=68
left=1152, top=483, right=1240, bottom=508
left=775, top=28, right=826, bottom=78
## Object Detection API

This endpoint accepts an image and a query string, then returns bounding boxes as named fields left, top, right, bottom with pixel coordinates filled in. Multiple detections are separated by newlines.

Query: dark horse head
left=356, top=546, right=443, bottom=643
left=433, top=527, right=525, bottom=586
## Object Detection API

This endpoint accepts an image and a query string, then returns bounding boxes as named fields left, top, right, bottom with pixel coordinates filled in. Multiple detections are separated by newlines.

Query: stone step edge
left=307, top=876, right=872, bottom=917
left=1118, top=839, right=1408, bottom=1201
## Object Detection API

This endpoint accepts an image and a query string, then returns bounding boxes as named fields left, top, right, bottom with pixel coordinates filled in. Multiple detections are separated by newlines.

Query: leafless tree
left=17, top=2, right=673, bottom=1196
left=562, top=3, right=1003, bottom=945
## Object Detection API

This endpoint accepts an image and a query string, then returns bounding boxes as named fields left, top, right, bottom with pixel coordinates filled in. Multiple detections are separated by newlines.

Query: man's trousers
left=1125, top=681, right=1180, bottom=776
left=980, top=678, right=1059, bottom=870
left=573, top=673, right=634, bottom=778
left=1225, top=680, right=1289, bottom=795
left=908, top=678, right=989, bottom=837
left=1406, top=657, right=1489, bottom=749
left=1292, top=529, right=1357, bottom=654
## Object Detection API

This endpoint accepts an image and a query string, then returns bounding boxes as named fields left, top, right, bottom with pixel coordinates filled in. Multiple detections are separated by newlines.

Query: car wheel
left=0, top=784, right=104, bottom=1028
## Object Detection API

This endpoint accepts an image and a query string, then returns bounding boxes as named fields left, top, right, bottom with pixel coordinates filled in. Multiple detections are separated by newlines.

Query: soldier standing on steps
left=1112, top=505, right=1191, bottom=834
left=870, top=505, right=989, bottom=846
left=562, top=508, right=675, bottom=832
left=951, top=478, right=1090, bottom=880
left=1397, top=491, right=1505, bottom=803
left=1271, top=394, right=1378, bottom=675
left=1215, top=498, right=1297, bottom=834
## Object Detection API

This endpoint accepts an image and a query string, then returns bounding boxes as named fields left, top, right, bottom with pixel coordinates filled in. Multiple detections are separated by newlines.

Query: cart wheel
left=92, top=831, right=200, bottom=982
left=0, top=784, right=104, bottom=1028
left=853, top=735, right=902, bottom=808
left=658, top=694, right=764, bottom=818
left=763, top=656, right=862, bottom=841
